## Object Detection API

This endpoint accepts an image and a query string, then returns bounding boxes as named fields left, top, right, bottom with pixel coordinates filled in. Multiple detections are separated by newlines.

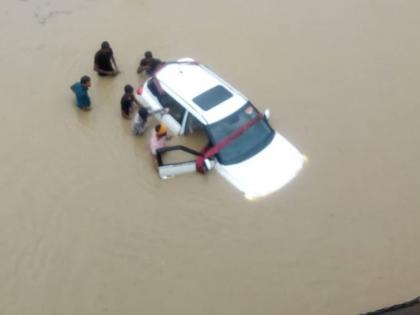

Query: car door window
left=147, top=80, right=185, bottom=124
left=159, top=93, right=186, bottom=124
left=147, top=80, right=160, bottom=97
left=185, top=112, right=204, bottom=134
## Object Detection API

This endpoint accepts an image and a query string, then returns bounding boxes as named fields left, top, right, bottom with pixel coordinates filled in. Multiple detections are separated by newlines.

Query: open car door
left=156, top=145, right=215, bottom=179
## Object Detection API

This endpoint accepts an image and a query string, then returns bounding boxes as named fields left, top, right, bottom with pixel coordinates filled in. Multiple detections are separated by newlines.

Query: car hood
left=215, top=133, right=305, bottom=199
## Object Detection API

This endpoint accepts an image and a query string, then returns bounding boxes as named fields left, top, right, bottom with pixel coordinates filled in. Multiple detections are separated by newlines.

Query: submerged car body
left=135, top=58, right=305, bottom=198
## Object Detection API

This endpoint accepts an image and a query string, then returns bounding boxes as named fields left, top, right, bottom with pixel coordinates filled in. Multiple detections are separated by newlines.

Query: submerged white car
left=135, top=58, right=305, bottom=199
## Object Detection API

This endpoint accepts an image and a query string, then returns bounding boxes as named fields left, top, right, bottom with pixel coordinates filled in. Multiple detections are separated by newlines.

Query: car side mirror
left=264, top=109, right=270, bottom=120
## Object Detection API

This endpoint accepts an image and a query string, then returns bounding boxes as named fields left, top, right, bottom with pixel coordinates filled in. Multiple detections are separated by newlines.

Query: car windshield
left=206, top=103, right=275, bottom=165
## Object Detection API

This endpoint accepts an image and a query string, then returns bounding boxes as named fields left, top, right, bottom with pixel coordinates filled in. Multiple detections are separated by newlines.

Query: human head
left=155, top=123, right=167, bottom=137
left=145, top=51, right=153, bottom=59
left=124, top=84, right=134, bottom=94
left=80, top=75, right=91, bottom=87
left=101, top=41, right=111, bottom=51
left=138, top=107, right=149, bottom=121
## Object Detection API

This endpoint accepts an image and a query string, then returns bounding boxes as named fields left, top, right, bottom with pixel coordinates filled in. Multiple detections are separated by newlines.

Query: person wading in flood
left=94, top=41, right=120, bottom=76
left=70, top=75, right=91, bottom=111
left=120, top=84, right=141, bottom=119
left=137, top=51, right=161, bottom=76
left=132, top=107, right=169, bottom=136
left=149, top=123, right=171, bottom=156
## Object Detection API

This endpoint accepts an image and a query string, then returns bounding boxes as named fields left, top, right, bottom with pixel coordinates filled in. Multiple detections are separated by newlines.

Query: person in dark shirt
left=132, top=107, right=150, bottom=135
left=120, top=84, right=141, bottom=119
left=132, top=107, right=169, bottom=136
left=70, top=75, right=91, bottom=110
left=137, top=51, right=162, bottom=76
left=94, top=41, right=119, bottom=76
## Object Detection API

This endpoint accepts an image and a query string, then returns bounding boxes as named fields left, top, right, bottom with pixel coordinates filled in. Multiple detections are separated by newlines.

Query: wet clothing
left=120, top=94, right=135, bottom=117
left=140, top=57, right=162, bottom=75
left=70, top=82, right=90, bottom=109
left=132, top=107, right=149, bottom=135
left=138, top=107, right=149, bottom=121
left=94, top=49, right=114, bottom=74
left=150, top=129, right=167, bottom=155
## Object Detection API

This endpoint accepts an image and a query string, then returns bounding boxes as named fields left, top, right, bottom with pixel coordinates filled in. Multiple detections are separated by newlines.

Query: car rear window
left=192, top=85, right=233, bottom=110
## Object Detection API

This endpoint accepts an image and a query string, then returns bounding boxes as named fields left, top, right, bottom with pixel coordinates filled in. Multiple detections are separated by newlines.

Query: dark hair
left=145, top=51, right=153, bottom=58
left=124, top=84, right=134, bottom=94
left=80, top=75, right=91, bottom=85
left=101, top=41, right=110, bottom=49
left=138, top=107, right=149, bottom=121
left=155, top=124, right=161, bottom=132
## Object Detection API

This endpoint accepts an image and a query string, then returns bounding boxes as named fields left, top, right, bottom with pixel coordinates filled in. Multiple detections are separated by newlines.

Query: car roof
left=155, top=59, right=248, bottom=125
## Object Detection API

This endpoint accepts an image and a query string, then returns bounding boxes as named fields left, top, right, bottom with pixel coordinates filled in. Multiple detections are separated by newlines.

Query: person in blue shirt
left=70, top=75, right=91, bottom=110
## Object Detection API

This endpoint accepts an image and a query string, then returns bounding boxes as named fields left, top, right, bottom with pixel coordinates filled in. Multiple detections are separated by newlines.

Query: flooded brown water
left=1, top=0, right=420, bottom=314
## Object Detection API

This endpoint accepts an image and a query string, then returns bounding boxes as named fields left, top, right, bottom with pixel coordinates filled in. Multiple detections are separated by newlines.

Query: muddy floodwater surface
left=1, top=0, right=420, bottom=314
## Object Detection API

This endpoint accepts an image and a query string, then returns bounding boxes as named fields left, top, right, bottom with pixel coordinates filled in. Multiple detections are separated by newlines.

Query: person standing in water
left=149, top=123, right=171, bottom=156
left=132, top=107, right=169, bottom=136
left=70, top=75, right=91, bottom=111
left=137, top=51, right=162, bottom=76
left=94, top=41, right=120, bottom=76
left=120, top=84, right=141, bottom=119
